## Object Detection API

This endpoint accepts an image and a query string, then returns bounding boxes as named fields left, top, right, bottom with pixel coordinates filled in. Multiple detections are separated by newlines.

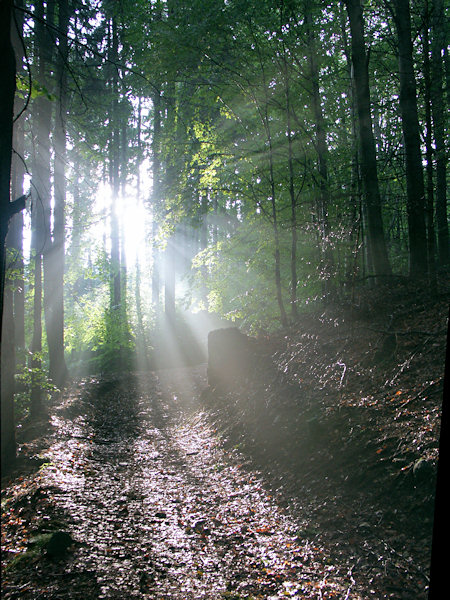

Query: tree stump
left=207, top=328, right=256, bottom=388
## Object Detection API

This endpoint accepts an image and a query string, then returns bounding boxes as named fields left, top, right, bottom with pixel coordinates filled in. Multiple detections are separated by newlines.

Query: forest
left=0, top=0, right=448, bottom=598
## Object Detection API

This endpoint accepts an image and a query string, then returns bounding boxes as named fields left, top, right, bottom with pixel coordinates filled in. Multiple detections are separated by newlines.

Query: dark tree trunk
left=305, top=5, right=334, bottom=298
left=343, top=0, right=391, bottom=280
left=30, top=206, right=44, bottom=418
left=0, top=0, right=19, bottom=471
left=151, top=90, right=162, bottom=315
left=34, top=0, right=67, bottom=387
left=392, top=0, right=428, bottom=278
left=10, top=0, right=26, bottom=361
left=0, top=0, right=16, bottom=344
left=340, top=5, right=364, bottom=284
left=423, top=0, right=437, bottom=291
left=430, top=0, right=449, bottom=267
left=30, top=0, right=52, bottom=414
left=109, top=17, right=121, bottom=313
left=164, top=236, right=176, bottom=321
left=120, top=109, right=128, bottom=311
left=45, top=0, right=69, bottom=387
left=1, top=282, right=16, bottom=470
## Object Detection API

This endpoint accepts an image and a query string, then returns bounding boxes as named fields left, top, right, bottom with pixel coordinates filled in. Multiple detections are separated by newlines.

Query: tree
left=391, top=0, right=428, bottom=278
left=304, top=2, right=334, bottom=297
left=44, top=0, right=70, bottom=387
left=430, top=0, right=449, bottom=268
left=343, top=0, right=391, bottom=280
left=0, top=0, right=24, bottom=470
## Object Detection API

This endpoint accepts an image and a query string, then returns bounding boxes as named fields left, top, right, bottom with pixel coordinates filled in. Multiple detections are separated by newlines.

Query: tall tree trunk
left=10, top=0, right=26, bottom=362
left=268, top=141, right=288, bottom=327
left=120, top=108, right=128, bottom=308
left=305, top=4, right=334, bottom=298
left=109, top=17, right=121, bottom=314
left=392, top=0, right=428, bottom=278
left=430, top=0, right=449, bottom=268
left=2, top=0, right=25, bottom=461
left=45, top=0, right=69, bottom=387
left=0, top=0, right=16, bottom=349
left=253, top=36, right=288, bottom=327
left=0, top=0, right=19, bottom=466
left=30, top=201, right=44, bottom=418
left=343, top=0, right=391, bottom=280
left=340, top=4, right=364, bottom=285
left=423, top=0, right=437, bottom=291
left=33, top=0, right=67, bottom=388
left=29, top=0, right=51, bottom=415
left=151, top=90, right=162, bottom=316
left=1, top=275, right=16, bottom=469
left=164, top=236, right=176, bottom=321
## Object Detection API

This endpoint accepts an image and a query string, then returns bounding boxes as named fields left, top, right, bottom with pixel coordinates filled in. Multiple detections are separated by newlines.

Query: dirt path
left=2, top=367, right=364, bottom=599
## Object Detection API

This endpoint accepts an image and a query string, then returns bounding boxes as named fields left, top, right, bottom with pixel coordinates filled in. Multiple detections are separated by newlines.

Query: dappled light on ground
left=2, top=370, right=363, bottom=599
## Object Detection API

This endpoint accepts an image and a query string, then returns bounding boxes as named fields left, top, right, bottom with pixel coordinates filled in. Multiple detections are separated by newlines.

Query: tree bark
left=305, top=4, right=334, bottom=298
left=10, top=0, right=26, bottom=361
left=430, top=0, right=449, bottom=267
left=0, top=0, right=18, bottom=471
left=109, top=16, right=121, bottom=313
left=151, top=89, right=162, bottom=316
left=46, top=0, right=69, bottom=387
left=343, top=0, right=391, bottom=280
left=423, top=0, right=437, bottom=290
left=0, top=0, right=16, bottom=345
left=392, top=0, right=428, bottom=278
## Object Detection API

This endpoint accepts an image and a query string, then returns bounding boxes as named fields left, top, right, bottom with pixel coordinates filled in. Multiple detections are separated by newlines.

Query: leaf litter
left=2, top=367, right=363, bottom=599
left=1, top=284, right=445, bottom=599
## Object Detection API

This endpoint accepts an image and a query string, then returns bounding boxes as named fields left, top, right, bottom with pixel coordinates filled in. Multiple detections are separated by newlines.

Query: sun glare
left=94, top=162, right=152, bottom=267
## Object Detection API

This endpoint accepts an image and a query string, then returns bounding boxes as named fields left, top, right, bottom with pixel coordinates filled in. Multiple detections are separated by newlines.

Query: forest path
left=28, top=366, right=361, bottom=599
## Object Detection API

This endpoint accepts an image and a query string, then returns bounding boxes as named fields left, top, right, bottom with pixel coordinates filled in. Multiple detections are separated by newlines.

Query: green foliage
left=12, top=0, right=445, bottom=384
left=16, top=74, right=57, bottom=101
left=14, top=355, right=60, bottom=420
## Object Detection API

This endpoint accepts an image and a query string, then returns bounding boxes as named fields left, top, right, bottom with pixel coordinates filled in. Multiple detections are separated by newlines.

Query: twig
left=367, top=327, right=445, bottom=337
left=397, top=378, right=444, bottom=410
left=385, top=351, right=418, bottom=387
left=344, top=564, right=356, bottom=600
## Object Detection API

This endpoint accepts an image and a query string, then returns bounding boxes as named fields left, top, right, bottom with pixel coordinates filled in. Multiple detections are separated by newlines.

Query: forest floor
left=1, top=281, right=448, bottom=599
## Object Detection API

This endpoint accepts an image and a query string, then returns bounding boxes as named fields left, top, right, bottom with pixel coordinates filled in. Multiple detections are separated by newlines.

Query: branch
left=7, top=194, right=27, bottom=219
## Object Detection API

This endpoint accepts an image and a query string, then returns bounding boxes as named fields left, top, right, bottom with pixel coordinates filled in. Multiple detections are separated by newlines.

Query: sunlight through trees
left=1, top=0, right=448, bottom=470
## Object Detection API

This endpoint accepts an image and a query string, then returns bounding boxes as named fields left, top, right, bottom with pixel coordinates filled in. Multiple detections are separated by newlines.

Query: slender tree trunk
left=10, top=0, right=26, bottom=362
left=0, top=0, right=18, bottom=462
left=2, top=0, right=25, bottom=458
left=340, top=4, right=364, bottom=284
left=0, top=0, right=16, bottom=351
left=29, top=0, right=51, bottom=415
left=45, top=0, right=69, bottom=387
left=135, top=260, right=149, bottom=369
left=423, top=0, right=437, bottom=290
left=256, top=50, right=288, bottom=327
left=163, top=73, right=177, bottom=320
left=343, top=0, right=391, bottom=280
left=430, top=0, right=449, bottom=267
left=269, top=151, right=288, bottom=328
left=30, top=204, right=44, bottom=417
left=392, top=0, right=428, bottom=278
left=287, top=91, right=299, bottom=320
left=164, top=236, right=176, bottom=321
left=109, top=17, right=121, bottom=312
left=34, top=0, right=67, bottom=388
left=305, top=5, right=334, bottom=297
left=120, top=109, right=128, bottom=307
left=151, top=90, right=162, bottom=315
left=134, top=97, right=149, bottom=369
left=198, top=193, right=209, bottom=308
left=1, top=276, right=16, bottom=469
